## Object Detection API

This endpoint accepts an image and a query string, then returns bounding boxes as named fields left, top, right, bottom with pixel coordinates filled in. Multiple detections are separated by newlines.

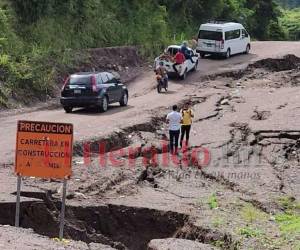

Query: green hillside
left=0, top=0, right=298, bottom=108
left=277, top=0, right=300, bottom=8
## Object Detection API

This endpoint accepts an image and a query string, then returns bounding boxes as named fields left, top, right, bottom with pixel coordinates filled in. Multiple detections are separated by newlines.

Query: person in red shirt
left=173, top=50, right=185, bottom=74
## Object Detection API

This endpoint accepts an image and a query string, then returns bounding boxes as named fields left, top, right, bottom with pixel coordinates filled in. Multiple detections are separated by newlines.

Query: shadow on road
left=158, top=90, right=177, bottom=95
left=203, top=52, right=256, bottom=61
left=70, top=105, right=134, bottom=116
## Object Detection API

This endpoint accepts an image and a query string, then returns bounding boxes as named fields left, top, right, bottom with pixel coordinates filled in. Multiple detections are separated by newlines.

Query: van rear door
left=198, top=30, right=223, bottom=52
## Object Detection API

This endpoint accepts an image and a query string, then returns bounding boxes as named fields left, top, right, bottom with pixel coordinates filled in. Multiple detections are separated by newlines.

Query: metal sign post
left=15, top=175, right=22, bottom=227
left=59, top=179, right=67, bottom=240
left=15, top=120, right=73, bottom=236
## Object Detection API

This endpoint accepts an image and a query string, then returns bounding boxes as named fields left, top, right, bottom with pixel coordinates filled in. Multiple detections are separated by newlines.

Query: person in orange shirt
left=180, top=102, right=194, bottom=148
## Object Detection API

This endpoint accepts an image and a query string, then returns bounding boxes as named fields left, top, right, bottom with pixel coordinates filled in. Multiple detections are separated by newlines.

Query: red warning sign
left=15, top=121, right=73, bottom=179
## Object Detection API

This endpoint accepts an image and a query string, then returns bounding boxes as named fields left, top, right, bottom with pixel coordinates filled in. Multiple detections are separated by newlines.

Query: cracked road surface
left=1, top=41, right=300, bottom=165
left=0, top=41, right=300, bottom=250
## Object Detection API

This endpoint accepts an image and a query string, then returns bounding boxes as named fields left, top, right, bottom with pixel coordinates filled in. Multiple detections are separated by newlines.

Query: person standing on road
left=180, top=102, right=194, bottom=148
left=166, top=105, right=182, bottom=155
left=172, top=49, right=185, bottom=74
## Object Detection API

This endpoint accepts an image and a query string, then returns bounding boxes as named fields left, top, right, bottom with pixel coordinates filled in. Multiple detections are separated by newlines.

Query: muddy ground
left=0, top=42, right=300, bottom=249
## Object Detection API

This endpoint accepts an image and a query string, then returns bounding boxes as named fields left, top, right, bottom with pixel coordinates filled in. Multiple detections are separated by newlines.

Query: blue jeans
left=169, top=130, right=180, bottom=154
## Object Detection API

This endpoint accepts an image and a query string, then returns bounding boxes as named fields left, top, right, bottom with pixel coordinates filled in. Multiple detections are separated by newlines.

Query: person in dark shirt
left=181, top=41, right=194, bottom=63
left=155, top=61, right=168, bottom=87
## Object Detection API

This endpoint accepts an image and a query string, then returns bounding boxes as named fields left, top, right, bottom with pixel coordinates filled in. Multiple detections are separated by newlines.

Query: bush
left=280, top=8, right=300, bottom=40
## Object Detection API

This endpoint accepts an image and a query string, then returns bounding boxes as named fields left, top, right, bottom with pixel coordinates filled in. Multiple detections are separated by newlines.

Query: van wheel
left=245, top=44, right=250, bottom=54
left=200, top=52, right=205, bottom=58
left=225, top=49, right=231, bottom=59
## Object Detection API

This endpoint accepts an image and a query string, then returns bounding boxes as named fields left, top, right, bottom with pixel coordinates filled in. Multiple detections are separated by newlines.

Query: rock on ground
left=89, top=242, right=117, bottom=250
left=0, top=225, right=116, bottom=250
left=147, top=238, right=217, bottom=250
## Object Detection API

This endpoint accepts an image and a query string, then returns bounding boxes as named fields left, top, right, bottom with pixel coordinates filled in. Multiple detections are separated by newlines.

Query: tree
left=10, top=0, right=51, bottom=24
left=245, top=0, right=282, bottom=40
left=276, top=0, right=300, bottom=8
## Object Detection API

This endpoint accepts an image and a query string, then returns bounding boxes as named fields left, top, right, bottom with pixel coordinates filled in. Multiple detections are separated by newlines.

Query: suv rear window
left=69, top=75, right=92, bottom=85
left=167, top=47, right=179, bottom=56
left=198, top=30, right=223, bottom=41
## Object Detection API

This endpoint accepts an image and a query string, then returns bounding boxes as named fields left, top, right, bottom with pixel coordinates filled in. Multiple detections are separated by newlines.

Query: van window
left=225, top=30, right=241, bottom=40
left=242, top=29, right=249, bottom=38
left=198, top=30, right=223, bottom=41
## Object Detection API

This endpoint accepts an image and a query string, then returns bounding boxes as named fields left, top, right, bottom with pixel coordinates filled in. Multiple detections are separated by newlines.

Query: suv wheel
left=180, top=69, right=187, bottom=80
left=192, top=61, right=198, bottom=71
left=64, top=106, right=73, bottom=113
left=120, top=92, right=128, bottom=106
left=99, top=96, right=108, bottom=112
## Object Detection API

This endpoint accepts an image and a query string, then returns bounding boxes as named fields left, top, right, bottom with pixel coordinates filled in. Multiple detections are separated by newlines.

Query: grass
left=273, top=196, right=300, bottom=249
left=213, top=240, right=225, bottom=248
left=0, top=95, right=8, bottom=107
left=52, top=237, right=71, bottom=244
left=239, top=226, right=263, bottom=238
left=277, top=196, right=300, bottom=211
left=0, top=87, right=9, bottom=108
left=212, top=216, right=225, bottom=228
left=194, top=193, right=219, bottom=209
left=237, top=224, right=296, bottom=249
left=240, top=203, right=267, bottom=223
left=276, top=213, right=300, bottom=236
left=208, top=193, right=218, bottom=209
left=273, top=213, right=300, bottom=249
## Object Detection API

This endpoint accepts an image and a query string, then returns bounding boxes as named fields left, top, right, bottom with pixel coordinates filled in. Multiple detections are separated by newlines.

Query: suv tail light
left=62, top=76, right=69, bottom=91
left=91, top=75, right=97, bottom=92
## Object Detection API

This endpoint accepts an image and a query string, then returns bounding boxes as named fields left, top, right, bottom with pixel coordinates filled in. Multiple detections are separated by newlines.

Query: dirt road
left=1, top=41, right=300, bottom=165
left=0, top=41, right=300, bottom=250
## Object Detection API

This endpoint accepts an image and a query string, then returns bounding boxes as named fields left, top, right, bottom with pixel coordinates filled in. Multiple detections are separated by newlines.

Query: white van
left=197, top=22, right=251, bottom=59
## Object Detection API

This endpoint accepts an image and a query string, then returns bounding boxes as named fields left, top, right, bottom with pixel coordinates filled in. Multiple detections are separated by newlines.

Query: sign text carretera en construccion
left=15, top=121, right=73, bottom=179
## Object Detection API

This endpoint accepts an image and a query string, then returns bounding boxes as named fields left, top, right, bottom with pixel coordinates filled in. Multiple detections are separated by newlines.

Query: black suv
left=60, top=72, right=128, bottom=113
